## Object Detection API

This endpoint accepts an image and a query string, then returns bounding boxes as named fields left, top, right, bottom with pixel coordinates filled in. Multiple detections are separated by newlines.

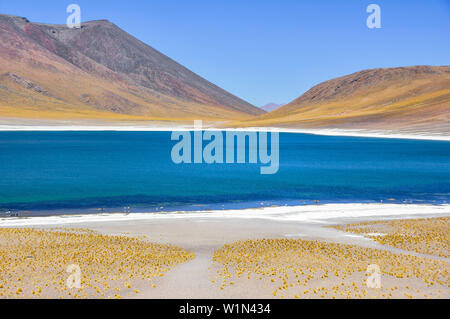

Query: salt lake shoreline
left=0, top=123, right=449, bottom=141
left=1, top=123, right=448, bottom=298
left=1, top=203, right=449, bottom=227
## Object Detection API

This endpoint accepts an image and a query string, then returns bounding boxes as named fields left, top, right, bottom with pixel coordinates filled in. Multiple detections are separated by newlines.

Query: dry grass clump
left=333, top=217, right=450, bottom=258
left=212, top=238, right=449, bottom=299
left=0, top=228, right=194, bottom=299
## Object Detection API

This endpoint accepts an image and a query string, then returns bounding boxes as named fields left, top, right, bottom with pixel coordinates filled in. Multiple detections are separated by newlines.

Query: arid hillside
left=0, top=14, right=448, bottom=134
left=241, top=66, right=450, bottom=134
left=0, top=14, right=263, bottom=122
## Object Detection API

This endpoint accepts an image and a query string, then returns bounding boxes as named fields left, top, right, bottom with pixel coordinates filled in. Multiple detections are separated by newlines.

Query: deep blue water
left=0, top=131, right=449, bottom=216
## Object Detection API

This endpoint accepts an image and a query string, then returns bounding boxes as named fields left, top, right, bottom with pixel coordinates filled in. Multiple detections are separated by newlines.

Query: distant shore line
left=1, top=203, right=449, bottom=227
left=0, top=124, right=449, bottom=141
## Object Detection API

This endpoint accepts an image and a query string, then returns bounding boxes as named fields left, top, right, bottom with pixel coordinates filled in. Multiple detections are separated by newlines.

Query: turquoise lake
left=0, top=131, right=449, bottom=215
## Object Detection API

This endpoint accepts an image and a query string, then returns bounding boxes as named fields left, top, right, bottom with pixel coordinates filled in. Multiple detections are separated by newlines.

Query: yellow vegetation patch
left=212, top=238, right=449, bottom=299
left=0, top=228, right=194, bottom=299
left=333, top=217, right=450, bottom=258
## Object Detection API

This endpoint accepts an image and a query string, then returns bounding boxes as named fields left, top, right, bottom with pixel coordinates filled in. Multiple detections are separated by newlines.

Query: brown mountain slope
left=242, top=66, right=450, bottom=134
left=0, top=14, right=263, bottom=122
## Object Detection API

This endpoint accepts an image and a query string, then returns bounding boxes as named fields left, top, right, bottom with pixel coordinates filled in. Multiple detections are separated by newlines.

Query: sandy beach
left=1, top=204, right=449, bottom=299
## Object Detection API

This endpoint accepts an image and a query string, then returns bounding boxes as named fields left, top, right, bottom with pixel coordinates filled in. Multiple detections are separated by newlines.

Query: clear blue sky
left=1, top=0, right=449, bottom=106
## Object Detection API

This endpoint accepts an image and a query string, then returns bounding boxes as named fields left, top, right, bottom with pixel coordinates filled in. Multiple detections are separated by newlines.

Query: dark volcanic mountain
left=0, top=14, right=263, bottom=121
